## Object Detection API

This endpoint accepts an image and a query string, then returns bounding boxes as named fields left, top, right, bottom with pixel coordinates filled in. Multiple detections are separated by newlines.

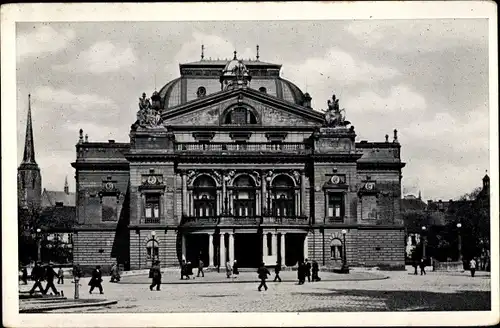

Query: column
left=228, top=232, right=235, bottom=263
left=219, top=233, right=226, bottom=266
left=261, top=174, right=267, bottom=214
left=181, top=173, right=187, bottom=216
left=262, top=233, right=268, bottom=262
left=140, top=193, right=145, bottom=223
left=208, top=233, right=214, bottom=267
left=300, top=171, right=306, bottom=216
left=280, top=233, right=286, bottom=265
left=303, top=234, right=309, bottom=260
left=181, top=233, right=186, bottom=261
left=295, top=191, right=300, bottom=216
left=222, top=176, right=227, bottom=214
left=271, top=232, right=278, bottom=256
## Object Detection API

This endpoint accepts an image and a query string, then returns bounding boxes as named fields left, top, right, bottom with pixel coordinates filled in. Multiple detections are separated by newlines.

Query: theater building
left=71, top=53, right=406, bottom=271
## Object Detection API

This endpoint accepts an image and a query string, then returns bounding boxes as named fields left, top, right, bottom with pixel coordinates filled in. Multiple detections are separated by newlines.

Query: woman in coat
left=232, top=260, right=239, bottom=278
left=226, top=260, right=232, bottom=278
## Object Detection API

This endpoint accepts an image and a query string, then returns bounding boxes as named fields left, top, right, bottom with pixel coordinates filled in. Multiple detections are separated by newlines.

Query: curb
left=20, top=299, right=118, bottom=313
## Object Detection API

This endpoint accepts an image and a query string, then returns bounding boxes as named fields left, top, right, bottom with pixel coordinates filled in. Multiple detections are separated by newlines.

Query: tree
left=18, top=202, right=42, bottom=264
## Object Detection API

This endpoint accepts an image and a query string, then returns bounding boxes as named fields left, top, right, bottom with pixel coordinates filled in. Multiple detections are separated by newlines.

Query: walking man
left=273, top=261, right=282, bottom=282
left=43, top=263, right=60, bottom=295
left=469, top=258, right=477, bottom=277
left=149, top=260, right=162, bottom=291
left=21, top=266, right=28, bottom=285
left=311, top=260, right=321, bottom=282
left=89, top=265, right=104, bottom=294
left=419, top=258, right=426, bottom=275
left=57, top=266, right=64, bottom=284
left=197, top=259, right=205, bottom=278
left=110, top=262, right=120, bottom=283
left=29, top=262, right=45, bottom=295
left=257, top=262, right=270, bottom=291
left=297, top=261, right=305, bottom=284
left=305, top=259, right=311, bottom=283
left=232, top=260, right=239, bottom=278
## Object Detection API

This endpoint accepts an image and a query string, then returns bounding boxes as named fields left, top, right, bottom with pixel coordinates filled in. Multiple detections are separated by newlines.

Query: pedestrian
left=419, top=258, right=426, bottom=275
left=187, top=261, right=194, bottom=279
left=149, top=260, right=162, bottom=291
left=21, top=266, right=28, bottom=285
left=57, top=266, right=64, bottom=284
left=43, top=263, right=60, bottom=295
left=88, top=265, right=104, bottom=294
left=225, top=260, right=232, bottom=278
left=29, top=262, right=45, bottom=295
left=297, top=261, right=305, bottom=284
left=312, top=260, right=321, bottom=282
left=110, top=263, right=120, bottom=283
left=180, top=260, right=189, bottom=280
left=412, top=259, right=419, bottom=275
left=232, top=260, right=239, bottom=278
left=469, top=258, right=477, bottom=277
left=197, top=259, right=205, bottom=277
left=257, top=262, right=270, bottom=291
left=305, top=259, right=311, bottom=283
left=273, top=261, right=282, bottom=282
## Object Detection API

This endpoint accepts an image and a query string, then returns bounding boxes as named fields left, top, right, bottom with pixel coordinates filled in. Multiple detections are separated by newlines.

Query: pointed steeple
left=22, top=94, right=37, bottom=165
left=418, top=190, right=422, bottom=200
left=64, top=176, right=69, bottom=194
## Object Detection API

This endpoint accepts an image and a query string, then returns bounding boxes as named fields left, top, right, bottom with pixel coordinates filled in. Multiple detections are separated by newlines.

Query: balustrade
left=175, top=142, right=310, bottom=154
left=179, top=215, right=309, bottom=226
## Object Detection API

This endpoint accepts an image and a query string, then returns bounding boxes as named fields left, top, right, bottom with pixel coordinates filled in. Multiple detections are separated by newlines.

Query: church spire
left=22, top=94, right=36, bottom=165
left=64, top=176, right=69, bottom=194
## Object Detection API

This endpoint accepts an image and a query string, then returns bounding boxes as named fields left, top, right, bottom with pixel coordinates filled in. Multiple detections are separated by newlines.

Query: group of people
left=297, top=259, right=321, bottom=284
left=225, top=260, right=239, bottom=278
left=412, top=258, right=428, bottom=275
left=26, top=262, right=63, bottom=296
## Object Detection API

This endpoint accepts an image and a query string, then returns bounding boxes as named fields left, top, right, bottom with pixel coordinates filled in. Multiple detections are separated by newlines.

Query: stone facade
left=72, top=55, right=406, bottom=271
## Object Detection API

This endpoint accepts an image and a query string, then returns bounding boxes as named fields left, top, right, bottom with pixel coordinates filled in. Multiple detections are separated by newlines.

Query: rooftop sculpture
left=324, top=94, right=350, bottom=128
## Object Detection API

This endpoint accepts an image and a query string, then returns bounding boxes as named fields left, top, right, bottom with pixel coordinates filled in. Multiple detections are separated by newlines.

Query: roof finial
left=233, top=50, right=237, bottom=60
left=201, top=44, right=205, bottom=60
left=256, top=45, right=260, bottom=61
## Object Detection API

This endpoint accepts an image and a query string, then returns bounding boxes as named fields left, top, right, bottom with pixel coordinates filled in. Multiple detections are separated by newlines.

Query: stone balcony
left=180, top=215, right=309, bottom=226
left=174, top=142, right=311, bottom=154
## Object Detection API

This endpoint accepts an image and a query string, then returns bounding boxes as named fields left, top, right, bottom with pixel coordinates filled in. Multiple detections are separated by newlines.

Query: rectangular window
left=327, top=193, right=344, bottom=222
left=145, top=194, right=160, bottom=223
left=102, top=196, right=118, bottom=221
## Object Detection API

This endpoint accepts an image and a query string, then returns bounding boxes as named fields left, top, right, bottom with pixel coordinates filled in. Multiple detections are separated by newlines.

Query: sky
left=15, top=19, right=490, bottom=201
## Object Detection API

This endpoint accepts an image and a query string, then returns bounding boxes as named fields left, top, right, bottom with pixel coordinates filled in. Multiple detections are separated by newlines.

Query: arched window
left=193, top=176, right=216, bottom=217
left=271, top=175, right=295, bottom=217
left=146, top=239, right=159, bottom=260
left=259, top=87, right=267, bottom=93
left=223, top=107, right=257, bottom=125
left=232, top=175, right=256, bottom=217
left=330, top=238, right=343, bottom=260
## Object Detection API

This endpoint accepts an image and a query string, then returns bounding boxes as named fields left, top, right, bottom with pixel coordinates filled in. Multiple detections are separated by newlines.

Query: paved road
left=22, top=269, right=490, bottom=313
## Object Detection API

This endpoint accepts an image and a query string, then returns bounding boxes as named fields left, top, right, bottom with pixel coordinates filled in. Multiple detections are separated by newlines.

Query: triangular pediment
left=162, top=88, right=324, bottom=127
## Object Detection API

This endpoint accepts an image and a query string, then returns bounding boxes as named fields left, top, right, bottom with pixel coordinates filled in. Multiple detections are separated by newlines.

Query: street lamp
left=151, top=231, right=157, bottom=261
left=456, top=223, right=462, bottom=262
left=421, top=226, right=427, bottom=259
left=36, top=228, right=42, bottom=262
left=341, top=229, right=349, bottom=273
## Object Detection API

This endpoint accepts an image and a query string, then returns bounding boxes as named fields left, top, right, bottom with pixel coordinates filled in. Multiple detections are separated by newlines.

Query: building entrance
left=185, top=234, right=209, bottom=266
left=285, top=233, right=305, bottom=267
left=234, top=233, right=262, bottom=268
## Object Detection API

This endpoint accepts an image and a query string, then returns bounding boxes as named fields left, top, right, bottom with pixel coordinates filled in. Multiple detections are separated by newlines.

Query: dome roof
left=277, top=77, right=306, bottom=106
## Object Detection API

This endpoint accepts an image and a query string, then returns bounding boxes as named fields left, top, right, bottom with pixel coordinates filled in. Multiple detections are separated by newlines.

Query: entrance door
left=285, top=233, right=305, bottom=267
left=234, top=233, right=261, bottom=268
left=185, top=234, right=209, bottom=266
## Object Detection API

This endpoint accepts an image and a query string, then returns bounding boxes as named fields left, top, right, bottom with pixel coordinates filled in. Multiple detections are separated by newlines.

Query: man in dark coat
left=29, top=262, right=45, bottom=295
left=297, top=261, right=305, bottom=285
left=257, top=262, right=271, bottom=291
left=311, top=260, right=320, bottom=282
left=149, top=261, right=162, bottom=291
left=43, top=263, right=60, bottom=295
left=89, top=265, right=104, bottom=294
left=304, top=259, right=311, bottom=283
left=21, top=266, right=28, bottom=285
left=273, top=261, right=282, bottom=282
left=180, top=260, right=189, bottom=280
left=419, top=258, right=426, bottom=275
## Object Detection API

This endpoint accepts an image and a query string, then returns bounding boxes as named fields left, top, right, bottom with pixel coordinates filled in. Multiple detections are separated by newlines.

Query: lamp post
left=151, top=231, right=157, bottom=262
left=341, top=229, right=349, bottom=273
left=456, top=223, right=462, bottom=262
left=421, top=226, right=427, bottom=259
left=36, top=228, right=42, bottom=262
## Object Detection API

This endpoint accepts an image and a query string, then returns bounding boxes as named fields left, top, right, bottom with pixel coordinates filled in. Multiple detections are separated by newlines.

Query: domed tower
left=219, top=51, right=252, bottom=90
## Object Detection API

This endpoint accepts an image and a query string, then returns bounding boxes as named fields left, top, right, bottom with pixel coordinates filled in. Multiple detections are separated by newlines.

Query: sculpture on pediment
left=324, top=94, right=350, bottom=128
left=136, top=92, right=162, bottom=128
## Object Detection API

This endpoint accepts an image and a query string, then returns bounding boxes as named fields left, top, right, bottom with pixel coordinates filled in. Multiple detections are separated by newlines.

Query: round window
left=197, top=86, right=207, bottom=97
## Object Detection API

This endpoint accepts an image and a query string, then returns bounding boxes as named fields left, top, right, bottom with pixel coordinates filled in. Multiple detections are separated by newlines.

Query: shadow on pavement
left=296, top=289, right=491, bottom=312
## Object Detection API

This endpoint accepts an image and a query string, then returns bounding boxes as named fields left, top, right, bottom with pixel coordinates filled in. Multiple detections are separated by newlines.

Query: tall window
left=146, top=239, right=159, bottom=260
left=327, top=193, right=344, bottom=221
left=223, top=107, right=257, bottom=124
left=145, top=194, right=160, bottom=223
left=233, top=175, right=256, bottom=217
left=271, top=175, right=295, bottom=217
left=330, top=239, right=343, bottom=260
left=193, top=176, right=216, bottom=217
left=102, top=196, right=118, bottom=222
